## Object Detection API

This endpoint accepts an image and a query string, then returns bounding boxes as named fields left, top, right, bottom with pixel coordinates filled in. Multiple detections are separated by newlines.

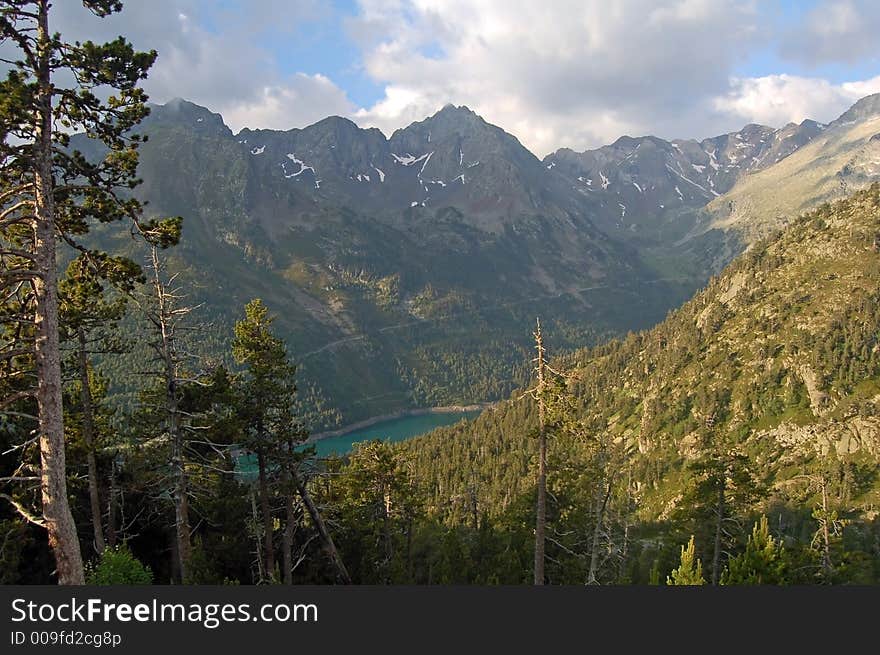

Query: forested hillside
left=391, top=185, right=880, bottom=583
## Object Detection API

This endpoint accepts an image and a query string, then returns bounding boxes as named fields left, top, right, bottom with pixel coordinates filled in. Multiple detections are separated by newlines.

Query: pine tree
left=667, top=536, right=705, bottom=586
left=233, top=299, right=297, bottom=583
left=233, top=299, right=349, bottom=584
left=137, top=223, right=202, bottom=583
left=58, top=256, right=131, bottom=556
left=721, top=515, right=788, bottom=585
left=0, top=0, right=156, bottom=584
left=529, top=318, right=548, bottom=585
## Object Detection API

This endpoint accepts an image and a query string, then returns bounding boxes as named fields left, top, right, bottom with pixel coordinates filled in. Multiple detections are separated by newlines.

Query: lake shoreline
left=307, top=403, right=492, bottom=444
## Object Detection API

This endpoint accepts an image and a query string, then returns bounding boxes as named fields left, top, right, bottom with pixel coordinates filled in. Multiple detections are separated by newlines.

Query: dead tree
left=293, top=464, right=351, bottom=584
left=140, top=241, right=194, bottom=583
left=528, top=318, right=548, bottom=585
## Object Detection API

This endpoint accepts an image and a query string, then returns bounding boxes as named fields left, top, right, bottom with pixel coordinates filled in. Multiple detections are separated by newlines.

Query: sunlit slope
left=401, top=186, right=880, bottom=524
left=706, top=112, right=880, bottom=243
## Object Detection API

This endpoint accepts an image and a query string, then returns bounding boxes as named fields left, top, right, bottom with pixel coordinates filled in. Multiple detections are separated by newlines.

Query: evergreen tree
left=0, top=0, right=157, bottom=584
left=232, top=299, right=297, bottom=582
left=721, top=515, right=788, bottom=585
left=329, top=440, right=419, bottom=583
left=58, top=256, right=130, bottom=556
left=667, top=536, right=705, bottom=586
left=232, top=298, right=349, bottom=584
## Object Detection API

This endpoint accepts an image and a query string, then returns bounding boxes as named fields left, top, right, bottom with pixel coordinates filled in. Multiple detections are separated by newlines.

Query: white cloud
left=33, top=1, right=880, bottom=156
left=222, top=74, right=356, bottom=132
left=349, top=0, right=767, bottom=155
left=714, top=74, right=880, bottom=127
left=780, top=0, right=880, bottom=65
left=347, top=1, right=880, bottom=154
left=45, top=0, right=354, bottom=134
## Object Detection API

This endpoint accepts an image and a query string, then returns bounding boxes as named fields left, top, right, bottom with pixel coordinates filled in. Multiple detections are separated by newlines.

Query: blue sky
left=50, top=0, right=880, bottom=155
left=267, top=0, right=386, bottom=109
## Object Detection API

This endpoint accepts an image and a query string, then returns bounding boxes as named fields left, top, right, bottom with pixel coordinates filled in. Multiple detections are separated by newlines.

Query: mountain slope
left=80, top=95, right=880, bottom=431
left=80, top=100, right=687, bottom=429
left=401, top=185, right=880, bottom=526
left=703, top=95, right=880, bottom=243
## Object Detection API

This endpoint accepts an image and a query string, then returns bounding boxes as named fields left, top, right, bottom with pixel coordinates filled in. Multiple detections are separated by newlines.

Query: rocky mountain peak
left=832, top=93, right=880, bottom=126
left=146, top=98, right=232, bottom=138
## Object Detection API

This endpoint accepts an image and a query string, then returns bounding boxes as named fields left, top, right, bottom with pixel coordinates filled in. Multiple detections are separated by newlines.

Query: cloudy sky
left=50, top=0, right=880, bottom=157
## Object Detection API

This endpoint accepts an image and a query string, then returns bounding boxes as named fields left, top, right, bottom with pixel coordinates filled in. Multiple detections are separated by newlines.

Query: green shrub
left=86, top=545, right=153, bottom=585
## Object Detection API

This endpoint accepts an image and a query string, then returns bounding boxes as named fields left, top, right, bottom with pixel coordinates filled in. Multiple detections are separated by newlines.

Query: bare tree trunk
left=586, top=477, right=612, bottom=585
left=171, top=421, right=191, bottom=584
left=77, top=329, right=105, bottom=554
left=533, top=318, right=547, bottom=586
left=711, top=483, right=725, bottom=586
left=150, top=246, right=191, bottom=583
left=106, top=458, right=117, bottom=549
left=382, top=486, right=393, bottom=577
left=281, top=465, right=295, bottom=585
left=257, top=451, right=275, bottom=581
left=293, top=468, right=351, bottom=584
left=250, top=490, right=264, bottom=583
left=469, top=484, right=479, bottom=531
left=820, top=478, right=833, bottom=581
left=33, top=0, right=84, bottom=584
left=618, top=475, right=632, bottom=583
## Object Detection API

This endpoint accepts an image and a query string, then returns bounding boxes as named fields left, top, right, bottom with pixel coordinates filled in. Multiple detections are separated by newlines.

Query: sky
left=45, top=0, right=880, bottom=157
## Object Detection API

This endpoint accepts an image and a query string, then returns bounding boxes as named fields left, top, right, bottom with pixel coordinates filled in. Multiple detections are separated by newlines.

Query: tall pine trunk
left=151, top=246, right=191, bottom=583
left=106, top=459, right=117, bottom=549
left=170, top=406, right=191, bottom=583
left=77, top=329, right=105, bottom=554
left=33, top=0, right=84, bottom=584
left=586, top=477, right=612, bottom=585
left=819, top=478, right=833, bottom=581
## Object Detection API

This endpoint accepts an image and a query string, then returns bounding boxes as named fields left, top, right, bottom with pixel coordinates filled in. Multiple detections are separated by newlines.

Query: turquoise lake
left=310, top=410, right=480, bottom=457
left=236, top=410, right=479, bottom=478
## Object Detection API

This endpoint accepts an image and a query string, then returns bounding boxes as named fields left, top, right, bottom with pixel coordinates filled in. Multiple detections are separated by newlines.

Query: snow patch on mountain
left=284, top=153, right=314, bottom=178
left=419, top=152, right=434, bottom=176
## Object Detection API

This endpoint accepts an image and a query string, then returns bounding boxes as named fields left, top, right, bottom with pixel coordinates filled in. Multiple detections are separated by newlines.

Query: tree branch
left=0, top=494, right=45, bottom=528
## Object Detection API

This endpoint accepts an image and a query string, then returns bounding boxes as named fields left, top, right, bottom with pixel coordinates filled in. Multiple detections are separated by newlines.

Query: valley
left=85, top=94, right=880, bottom=436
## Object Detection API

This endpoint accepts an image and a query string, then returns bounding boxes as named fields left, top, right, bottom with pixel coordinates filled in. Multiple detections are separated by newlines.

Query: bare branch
left=0, top=494, right=45, bottom=528
left=0, top=389, right=36, bottom=408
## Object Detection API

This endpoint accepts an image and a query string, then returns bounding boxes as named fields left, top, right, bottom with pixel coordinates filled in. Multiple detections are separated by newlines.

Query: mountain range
left=77, top=93, right=880, bottom=429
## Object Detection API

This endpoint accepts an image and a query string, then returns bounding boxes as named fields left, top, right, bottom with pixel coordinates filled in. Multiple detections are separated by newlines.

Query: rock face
left=762, top=415, right=880, bottom=457
left=542, top=120, right=825, bottom=245
left=208, top=103, right=593, bottom=236
left=703, top=93, right=880, bottom=244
